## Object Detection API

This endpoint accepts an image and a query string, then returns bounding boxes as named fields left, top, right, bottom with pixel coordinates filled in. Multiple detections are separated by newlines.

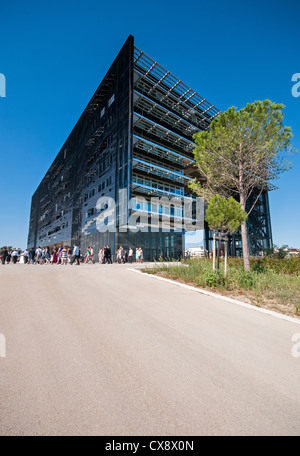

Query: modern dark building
left=27, top=35, right=272, bottom=260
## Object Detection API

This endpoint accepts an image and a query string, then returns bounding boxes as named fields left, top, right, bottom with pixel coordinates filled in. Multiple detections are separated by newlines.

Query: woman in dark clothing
left=1, top=248, right=8, bottom=265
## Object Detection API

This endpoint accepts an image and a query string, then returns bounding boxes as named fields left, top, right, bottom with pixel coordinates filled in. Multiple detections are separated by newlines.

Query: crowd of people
left=0, top=244, right=143, bottom=265
left=114, top=246, right=143, bottom=264
left=0, top=248, right=21, bottom=264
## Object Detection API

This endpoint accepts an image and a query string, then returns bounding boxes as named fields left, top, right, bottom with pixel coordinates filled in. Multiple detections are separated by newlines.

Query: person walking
left=23, top=249, right=29, bottom=264
left=90, top=246, right=95, bottom=264
left=128, top=247, right=133, bottom=263
left=58, top=245, right=63, bottom=265
left=44, top=247, right=51, bottom=264
left=84, top=247, right=89, bottom=263
left=35, top=246, right=42, bottom=264
left=61, top=246, right=68, bottom=265
left=121, top=246, right=126, bottom=264
left=72, top=244, right=80, bottom=265
left=41, top=247, right=46, bottom=264
left=11, top=250, right=19, bottom=264
left=52, top=249, right=58, bottom=264
left=117, top=247, right=122, bottom=264
left=1, top=248, right=8, bottom=265
left=98, top=247, right=103, bottom=264
left=104, top=245, right=112, bottom=264
left=28, top=247, right=35, bottom=264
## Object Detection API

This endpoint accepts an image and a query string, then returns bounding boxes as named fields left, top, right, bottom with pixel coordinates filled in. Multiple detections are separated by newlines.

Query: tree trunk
left=241, top=220, right=250, bottom=271
left=239, top=160, right=251, bottom=272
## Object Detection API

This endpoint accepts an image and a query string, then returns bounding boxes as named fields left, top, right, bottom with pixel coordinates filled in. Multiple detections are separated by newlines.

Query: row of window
left=133, top=153, right=184, bottom=175
left=99, top=154, right=113, bottom=172
left=83, top=176, right=113, bottom=202
left=132, top=174, right=184, bottom=196
left=85, top=204, right=109, bottom=219
left=84, top=197, right=184, bottom=221
left=39, top=206, right=71, bottom=224
left=131, top=198, right=183, bottom=218
left=38, top=221, right=70, bottom=240
left=84, top=153, right=114, bottom=188
left=100, top=93, right=115, bottom=118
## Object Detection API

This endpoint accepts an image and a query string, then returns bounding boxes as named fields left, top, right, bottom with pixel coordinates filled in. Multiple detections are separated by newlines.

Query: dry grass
left=143, top=258, right=300, bottom=318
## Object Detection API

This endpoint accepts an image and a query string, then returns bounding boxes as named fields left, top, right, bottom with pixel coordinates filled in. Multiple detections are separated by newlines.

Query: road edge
left=128, top=267, right=300, bottom=325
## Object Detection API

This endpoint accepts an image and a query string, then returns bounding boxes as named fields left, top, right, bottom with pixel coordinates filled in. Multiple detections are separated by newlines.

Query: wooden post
left=213, top=233, right=216, bottom=271
left=224, top=236, right=228, bottom=277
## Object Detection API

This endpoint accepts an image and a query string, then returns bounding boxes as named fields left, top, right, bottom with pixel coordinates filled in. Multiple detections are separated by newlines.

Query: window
left=86, top=208, right=94, bottom=218
left=101, top=107, right=105, bottom=118
left=108, top=94, right=115, bottom=107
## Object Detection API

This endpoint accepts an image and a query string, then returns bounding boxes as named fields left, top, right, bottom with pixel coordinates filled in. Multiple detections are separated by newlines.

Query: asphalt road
left=0, top=262, right=300, bottom=436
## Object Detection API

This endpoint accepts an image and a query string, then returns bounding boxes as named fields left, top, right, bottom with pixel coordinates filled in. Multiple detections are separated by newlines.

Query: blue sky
left=0, top=0, right=299, bottom=249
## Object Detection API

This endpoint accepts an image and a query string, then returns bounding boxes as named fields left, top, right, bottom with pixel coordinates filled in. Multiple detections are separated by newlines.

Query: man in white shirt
left=72, top=244, right=80, bottom=265
left=11, top=250, right=19, bottom=264
left=35, top=247, right=42, bottom=264
left=23, top=249, right=29, bottom=264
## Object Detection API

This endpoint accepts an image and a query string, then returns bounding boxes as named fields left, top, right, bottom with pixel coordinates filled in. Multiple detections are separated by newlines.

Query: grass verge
left=142, top=257, right=300, bottom=318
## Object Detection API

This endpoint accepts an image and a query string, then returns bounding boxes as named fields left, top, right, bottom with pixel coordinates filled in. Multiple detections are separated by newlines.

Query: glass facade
left=130, top=44, right=219, bottom=260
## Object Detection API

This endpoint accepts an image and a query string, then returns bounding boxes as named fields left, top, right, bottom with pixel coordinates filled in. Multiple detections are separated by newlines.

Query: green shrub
left=237, top=270, right=255, bottom=289
left=201, top=270, right=225, bottom=288
left=251, top=259, right=267, bottom=274
left=250, top=256, right=300, bottom=276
